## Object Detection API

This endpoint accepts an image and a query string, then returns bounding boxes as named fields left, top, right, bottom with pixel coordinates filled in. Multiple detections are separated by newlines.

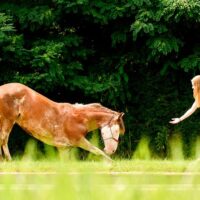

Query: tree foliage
left=0, top=0, right=200, bottom=158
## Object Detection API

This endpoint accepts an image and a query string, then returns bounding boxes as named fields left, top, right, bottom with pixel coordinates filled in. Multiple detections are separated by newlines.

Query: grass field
left=1, top=137, right=200, bottom=200
left=1, top=159, right=200, bottom=200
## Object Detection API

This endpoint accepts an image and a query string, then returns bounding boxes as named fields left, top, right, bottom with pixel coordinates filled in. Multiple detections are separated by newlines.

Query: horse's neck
left=73, top=105, right=116, bottom=130
left=86, top=111, right=114, bottom=129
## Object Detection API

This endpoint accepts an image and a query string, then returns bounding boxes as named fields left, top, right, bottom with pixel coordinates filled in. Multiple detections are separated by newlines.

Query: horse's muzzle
left=104, top=147, right=116, bottom=155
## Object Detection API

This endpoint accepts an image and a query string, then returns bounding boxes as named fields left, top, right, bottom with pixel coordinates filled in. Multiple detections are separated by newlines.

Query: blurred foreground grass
left=1, top=136, right=200, bottom=200
left=1, top=159, right=200, bottom=200
left=0, top=159, right=194, bottom=173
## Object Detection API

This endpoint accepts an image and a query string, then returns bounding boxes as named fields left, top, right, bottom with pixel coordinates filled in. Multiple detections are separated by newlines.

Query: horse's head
left=101, top=112, right=125, bottom=155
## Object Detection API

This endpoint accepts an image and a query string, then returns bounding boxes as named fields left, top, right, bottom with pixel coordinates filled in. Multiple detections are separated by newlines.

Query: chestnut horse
left=0, top=83, right=125, bottom=161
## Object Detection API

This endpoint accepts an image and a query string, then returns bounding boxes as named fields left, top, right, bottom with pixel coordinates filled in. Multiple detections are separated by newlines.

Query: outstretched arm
left=170, top=101, right=198, bottom=124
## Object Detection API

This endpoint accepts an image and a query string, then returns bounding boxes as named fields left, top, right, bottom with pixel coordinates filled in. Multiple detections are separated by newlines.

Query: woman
left=170, top=75, right=200, bottom=124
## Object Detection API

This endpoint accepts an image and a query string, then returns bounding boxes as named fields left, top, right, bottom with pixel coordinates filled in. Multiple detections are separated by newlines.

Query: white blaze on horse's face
left=101, top=124, right=120, bottom=155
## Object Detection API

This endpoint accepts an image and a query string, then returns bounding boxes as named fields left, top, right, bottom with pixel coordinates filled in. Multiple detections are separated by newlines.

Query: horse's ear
left=113, top=112, right=124, bottom=121
left=118, top=112, right=124, bottom=119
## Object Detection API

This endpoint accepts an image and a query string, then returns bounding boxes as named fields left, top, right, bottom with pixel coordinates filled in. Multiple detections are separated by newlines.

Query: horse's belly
left=20, top=123, right=54, bottom=144
left=17, top=120, right=72, bottom=147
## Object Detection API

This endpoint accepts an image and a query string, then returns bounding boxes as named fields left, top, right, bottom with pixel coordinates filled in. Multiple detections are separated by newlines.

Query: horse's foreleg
left=78, top=138, right=112, bottom=161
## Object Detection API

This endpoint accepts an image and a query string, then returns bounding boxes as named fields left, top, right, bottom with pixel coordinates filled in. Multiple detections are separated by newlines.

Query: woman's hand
left=169, top=118, right=181, bottom=124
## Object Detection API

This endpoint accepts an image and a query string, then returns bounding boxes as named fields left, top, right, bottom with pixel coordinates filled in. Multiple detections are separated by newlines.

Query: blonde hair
left=192, top=75, right=200, bottom=107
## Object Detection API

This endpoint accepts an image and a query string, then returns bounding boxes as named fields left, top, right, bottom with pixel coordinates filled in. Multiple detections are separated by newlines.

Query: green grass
left=0, top=159, right=200, bottom=200
left=0, top=159, right=193, bottom=173
left=1, top=136, right=200, bottom=200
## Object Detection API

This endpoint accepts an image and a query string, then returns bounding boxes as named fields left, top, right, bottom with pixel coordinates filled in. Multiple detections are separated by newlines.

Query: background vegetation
left=0, top=0, right=200, bottom=159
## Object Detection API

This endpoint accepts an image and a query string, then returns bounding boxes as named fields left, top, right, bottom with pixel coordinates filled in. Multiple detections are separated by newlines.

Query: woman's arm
left=170, top=101, right=198, bottom=124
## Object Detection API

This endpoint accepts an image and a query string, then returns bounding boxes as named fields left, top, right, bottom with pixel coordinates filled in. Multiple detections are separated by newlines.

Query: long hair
left=192, top=75, right=200, bottom=107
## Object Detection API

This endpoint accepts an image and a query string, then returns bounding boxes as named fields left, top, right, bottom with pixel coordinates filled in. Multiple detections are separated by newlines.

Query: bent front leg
left=78, top=137, right=112, bottom=161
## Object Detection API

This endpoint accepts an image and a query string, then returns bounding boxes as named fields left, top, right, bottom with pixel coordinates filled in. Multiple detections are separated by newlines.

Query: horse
left=0, top=83, right=125, bottom=161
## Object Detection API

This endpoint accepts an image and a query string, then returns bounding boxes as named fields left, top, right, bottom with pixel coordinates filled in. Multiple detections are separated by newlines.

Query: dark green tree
left=0, top=0, right=200, bottom=158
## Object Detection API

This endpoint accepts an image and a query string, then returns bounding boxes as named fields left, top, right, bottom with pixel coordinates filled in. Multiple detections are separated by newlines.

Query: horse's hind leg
left=78, top=137, right=112, bottom=161
left=2, top=143, right=12, bottom=161
left=0, top=120, right=14, bottom=161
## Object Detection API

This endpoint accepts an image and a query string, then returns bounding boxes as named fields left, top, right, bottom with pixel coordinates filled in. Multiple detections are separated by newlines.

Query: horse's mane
left=74, top=103, right=116, bottom=114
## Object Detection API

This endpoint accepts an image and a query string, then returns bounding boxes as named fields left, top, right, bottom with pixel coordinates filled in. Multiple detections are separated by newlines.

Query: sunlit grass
left=1, top=137, right=200, bottom=200
left=0, top=159, right=191, bottom=173
left=2, top=135, right=200, bottom=173
left=0, top=160, right=200, bottom=200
